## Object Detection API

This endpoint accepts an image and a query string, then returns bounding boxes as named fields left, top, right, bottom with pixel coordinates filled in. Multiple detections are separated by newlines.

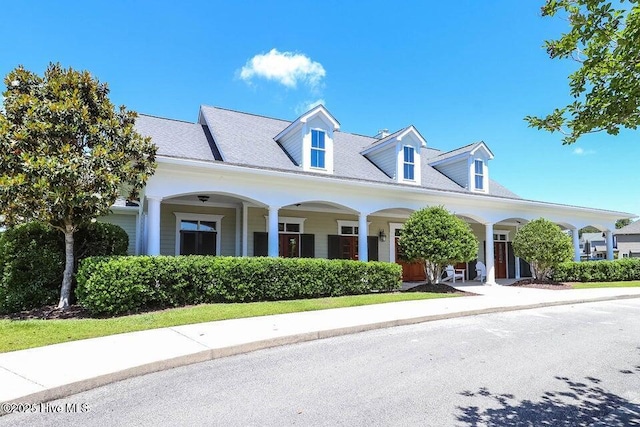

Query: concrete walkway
left=2, top=284, right=640, bottom=408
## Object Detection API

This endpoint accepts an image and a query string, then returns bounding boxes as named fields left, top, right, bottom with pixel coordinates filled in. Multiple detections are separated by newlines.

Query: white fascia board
left=428, top=151, right=471, bottom=167
left=108, top=206, right=140, bottom=215
left=470, top=142, right=495, bottom=160
left=397, top=126, right=427, bottom=147
left=361, top=126, right=426, bottom=156
left=274, top=105, right=340, bottom=142
left=155, top=155, right=634, bottom=219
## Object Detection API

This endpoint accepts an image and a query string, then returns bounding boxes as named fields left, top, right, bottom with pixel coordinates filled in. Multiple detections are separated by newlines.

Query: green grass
left=0, top=292, right=457, bottom=354
left=572, top=280, right=640, bottom=289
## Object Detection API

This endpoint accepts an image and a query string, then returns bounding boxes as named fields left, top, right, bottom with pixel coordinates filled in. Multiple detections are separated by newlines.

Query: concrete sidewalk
left=2, top=285, right=640, bottom=407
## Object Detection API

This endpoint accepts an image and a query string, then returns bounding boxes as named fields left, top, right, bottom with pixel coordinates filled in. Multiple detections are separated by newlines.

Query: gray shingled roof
left=135, top=114, right=220, bottom=161
left=428, top=142, right=483, bottom=163
left=614, top=220, right=640, bottom=235
left=136, top=106, right=521, bottom=200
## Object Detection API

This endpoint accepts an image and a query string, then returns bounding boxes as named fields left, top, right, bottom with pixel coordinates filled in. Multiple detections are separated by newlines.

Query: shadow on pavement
left=456, top=375, right=640, bottom=426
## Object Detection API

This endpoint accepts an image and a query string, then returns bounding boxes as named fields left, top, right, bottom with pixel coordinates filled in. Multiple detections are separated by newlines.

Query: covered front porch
left=138, top=188, right=618, bottom=287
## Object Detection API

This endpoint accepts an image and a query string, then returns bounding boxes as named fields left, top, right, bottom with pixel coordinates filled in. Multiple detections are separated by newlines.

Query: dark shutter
left=327, top=235, right=341, bottom=259
left=200, top=232, right=217, bottom=255
left=367, top=236, right=379, bottom=261
left=180, top=231, right=197, bottom=255
left=507, top=242, right=515, bottom=278
left=253, top=232, right=268, bottom=256
left=520, top=259, right=532, bottom=277
left=301, top=234, right=315, bottom=258
left=468, top=259, right=478, bottom=279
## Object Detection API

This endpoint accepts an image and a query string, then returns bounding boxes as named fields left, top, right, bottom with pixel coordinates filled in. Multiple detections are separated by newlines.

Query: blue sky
left=1, top=0, right=637, bottom=219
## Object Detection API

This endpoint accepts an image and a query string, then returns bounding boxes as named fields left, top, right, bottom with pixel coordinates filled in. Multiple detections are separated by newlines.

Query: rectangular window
left=474, top=159, right=484, bottom=190
left=179, top=220, right=217, bottom=255
left=403, top=146, right=415, bottom=181
left=311, top=130, right=326, bottom=169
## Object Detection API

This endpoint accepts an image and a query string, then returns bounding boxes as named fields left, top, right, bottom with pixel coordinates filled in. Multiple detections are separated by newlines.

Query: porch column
left=146, top=196, right=161, bottom=256
left=572, top=228, right=581, bottom=262
left=485, top=223, right=496, bottom=285
left=241, top=202, right=249, bottom=257
left=358, top=212, right=368, bottom=262
left=268, top=205, right=280, bottom=257
left=515, top=256, right=521, bottom=279
left=605, top=230, right=614, bottom=260
left=235, top=207, right=241, bottom=256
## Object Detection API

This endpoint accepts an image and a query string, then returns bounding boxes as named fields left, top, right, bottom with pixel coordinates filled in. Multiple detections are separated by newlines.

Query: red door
left=395, top=238, right=426, bottom=281
left=340, top=236, right=358, bottom=260
left=279, top=234, right=300, bottom=258
left=494, top=242, right=507, bottom=278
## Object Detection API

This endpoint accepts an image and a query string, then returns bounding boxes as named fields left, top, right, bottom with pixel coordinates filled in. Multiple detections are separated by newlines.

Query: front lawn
left=572, top=281, right=640, bottom=289
left=0, top=292, right=458, bottom=353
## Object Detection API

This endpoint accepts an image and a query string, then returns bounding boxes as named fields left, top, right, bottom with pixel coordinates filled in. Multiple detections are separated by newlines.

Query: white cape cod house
left=101, top=105, right=634, bottom=285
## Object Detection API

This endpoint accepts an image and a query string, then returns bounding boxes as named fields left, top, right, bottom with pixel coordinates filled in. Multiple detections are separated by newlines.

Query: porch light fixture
left=197, top=195, right=210, bottom=203
left=378, top=229, right=387, bottom=242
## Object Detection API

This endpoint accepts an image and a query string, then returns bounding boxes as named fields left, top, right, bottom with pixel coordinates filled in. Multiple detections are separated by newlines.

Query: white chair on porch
left=475, top=261, right=486, bottom=282
left=442, top=265, right=465, bottom=283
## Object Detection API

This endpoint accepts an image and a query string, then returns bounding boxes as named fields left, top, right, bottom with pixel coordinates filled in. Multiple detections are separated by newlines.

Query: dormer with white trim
left=274, top=105, right=340, bottom=174
left=360, top=126, right=427, bottom=185
left=428, top=141, right=494, bottom=193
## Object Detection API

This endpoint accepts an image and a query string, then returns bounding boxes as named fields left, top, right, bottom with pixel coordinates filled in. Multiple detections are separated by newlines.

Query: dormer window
left=474, top=159, right=484, bottom=190
left=403, top=146, right=415, bottom=181
left=311, top=129, right=326, bottom=169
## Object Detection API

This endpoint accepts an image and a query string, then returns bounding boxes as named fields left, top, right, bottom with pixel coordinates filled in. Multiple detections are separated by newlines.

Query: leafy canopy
left=512, top=218, right=574, bottom=280
left=0, top=63, right=157, bottom=229
left=525, top=0, right=640, bottom=144
left=398, top=206, right=478, bottom=284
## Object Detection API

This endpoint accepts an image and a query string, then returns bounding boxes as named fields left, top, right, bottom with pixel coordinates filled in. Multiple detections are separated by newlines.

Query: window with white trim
left=311, top=129, right=326, bottom=169
left=403, top=146, right=415, bottom=181
left=474, top=159, right=484, bottom=190
left=174, top=213, right=224, bottom=256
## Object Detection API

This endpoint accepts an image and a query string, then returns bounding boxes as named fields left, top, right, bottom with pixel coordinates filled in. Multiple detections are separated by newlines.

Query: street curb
left=2, top=293, right=640, bottom=411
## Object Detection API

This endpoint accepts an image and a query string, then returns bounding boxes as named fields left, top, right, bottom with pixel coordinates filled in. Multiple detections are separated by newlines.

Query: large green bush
left=552, top=258, right=640, bottom=282
left=398, top=206, right=477, bottom=284
left=512, top=218, right=573, bottom=280
left=0, top=221, right=129, bottom=313
left=76, top=256, right=403, bottom=316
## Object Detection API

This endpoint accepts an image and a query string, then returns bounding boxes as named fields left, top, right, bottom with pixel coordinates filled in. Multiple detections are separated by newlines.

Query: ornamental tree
left=512, top=218, right=574, bottom=281
left=525, top=0, right=640, bottom=144
left=0, top=63, right=157, bottom=309
left=398, top=206, right=478, bottom=284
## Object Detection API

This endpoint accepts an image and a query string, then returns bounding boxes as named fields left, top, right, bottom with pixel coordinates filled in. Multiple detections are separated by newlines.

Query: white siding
left=98, top=213, right=137, bottom=255
left=160, top=203, right=237, bottom=256
left=279, top=129, right=302, bottom=165
left=434, top=159, right=468, bottom=188
left=366, top=145, right=397, bottom=178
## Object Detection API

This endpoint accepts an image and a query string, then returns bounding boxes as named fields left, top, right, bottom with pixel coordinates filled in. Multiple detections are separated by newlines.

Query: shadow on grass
left=457, top=375, right=640, bottom=426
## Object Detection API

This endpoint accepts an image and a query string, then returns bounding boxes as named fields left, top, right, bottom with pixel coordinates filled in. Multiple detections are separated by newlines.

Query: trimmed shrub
left=0, top=221, right=129, bottom=314
left=552, top=258, right=640, bottom=282
left=0, top=223, right=64, bottom=313
left=76, top=256, right=403, bottom=316
left=513, top=218, right=573, bottom=280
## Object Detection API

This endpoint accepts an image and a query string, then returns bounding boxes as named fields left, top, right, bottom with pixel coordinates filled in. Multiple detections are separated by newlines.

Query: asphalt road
left=3, top=299, right=640, bottom=426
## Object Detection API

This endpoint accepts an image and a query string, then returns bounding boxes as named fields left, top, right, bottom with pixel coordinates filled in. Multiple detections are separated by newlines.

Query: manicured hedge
left=551, top=258, right=640, bottom=282
left=76, top=256, right=403, bottom=316
left=0, top=222, right=129, bottom=314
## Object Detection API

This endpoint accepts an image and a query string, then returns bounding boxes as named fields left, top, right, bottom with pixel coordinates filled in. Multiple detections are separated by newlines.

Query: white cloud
left=295, top=98, right=326, bottom=115
left=239, top=49, right=325, bottom=89
left=572, top=147, right=596, bottom=156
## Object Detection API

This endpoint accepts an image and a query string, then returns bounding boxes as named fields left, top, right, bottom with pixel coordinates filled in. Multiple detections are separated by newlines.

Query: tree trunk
left=57, top=224, right=75, bottom=310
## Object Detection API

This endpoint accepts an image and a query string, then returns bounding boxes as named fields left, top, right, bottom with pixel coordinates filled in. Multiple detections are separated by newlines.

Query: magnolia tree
left=398, top=206, right=478, bottom=284
left=0, top=63, right=157, bottom=309
left=512, top=218, right=573, bottom=281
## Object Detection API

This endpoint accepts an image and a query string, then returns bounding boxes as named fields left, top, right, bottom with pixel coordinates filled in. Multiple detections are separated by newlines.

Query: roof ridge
left=430, top=141, right=481, bottom=158
left=200, top=105, right=292, bottom=124
left=137, top=113, right=196, bottom=125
